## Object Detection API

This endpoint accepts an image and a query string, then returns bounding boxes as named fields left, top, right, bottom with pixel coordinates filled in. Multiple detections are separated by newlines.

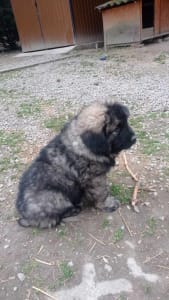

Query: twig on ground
left=37, top=245, right=44, bottom=255
left=89, top=242, right=96, bottom=253
left=143, top=251, right=163, bottom=264
left=25, top=289, right=31, bottom=300
left=32, top=286, right=58, bottom=300
left=34, top=258, right=55, bottom=266
left=122, top=152, right=141, bottom=211
left=155, top=265, right=169, bottom=271
left=118, top=209, right=133, bottom=237
left=0, top=276, right=15, bottom=284
left=122, top=152, right=138, bottom=182
left=88, top=232, right=106, bottom=246
left=131, top=181, right=140, bottom=212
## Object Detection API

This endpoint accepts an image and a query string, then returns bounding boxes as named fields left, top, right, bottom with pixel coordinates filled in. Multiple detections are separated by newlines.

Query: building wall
left=11, top=0, right=74, bottom=52
left=11, top=0, right=105, bottom=52
left=102, top=2, right=141, bottom=46
left=71, top=0, right=105, bottom=44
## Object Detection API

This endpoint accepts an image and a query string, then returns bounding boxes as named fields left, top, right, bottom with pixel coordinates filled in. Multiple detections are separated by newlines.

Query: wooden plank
left=102, top=2, right=141, bottom=46
left=160, top=0, right=169, bottom=33
left=71, top=0, right=105, bottom=44
left=154, top=0, right=161, bottom=35
left=11, top=0, right=44, bottom=52
left=36, top=0, right=74, bottom=48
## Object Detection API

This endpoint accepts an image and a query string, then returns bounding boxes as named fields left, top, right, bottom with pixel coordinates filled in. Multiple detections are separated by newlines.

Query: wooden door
left=11, top=0, right=44, bottom=52
left=160, top=0, right=169, bottom=33
left=11, top=0, right=74, bottom=52
left=36, top=0, right=74, bottom=48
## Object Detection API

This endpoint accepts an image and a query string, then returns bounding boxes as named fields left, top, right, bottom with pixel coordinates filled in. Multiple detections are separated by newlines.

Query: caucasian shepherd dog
left=16, top=102, right=136, bottom=228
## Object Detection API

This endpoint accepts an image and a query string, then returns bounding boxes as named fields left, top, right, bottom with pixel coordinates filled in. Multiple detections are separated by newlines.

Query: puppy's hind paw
left=18, top=217, right=31, bottom=227
left=104, top=196, right=120, bottom=212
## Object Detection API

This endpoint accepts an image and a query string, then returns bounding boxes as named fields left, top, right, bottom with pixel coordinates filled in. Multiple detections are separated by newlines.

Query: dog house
left=96, top=0, right=169, bottom=47
left=10, top=0, right=106, bottom=52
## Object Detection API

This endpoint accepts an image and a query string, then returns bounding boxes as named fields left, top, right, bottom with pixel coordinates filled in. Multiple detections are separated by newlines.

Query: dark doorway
left=0, top=0, right=19, bottom=51
left=142, top=0, right=154, bottom=28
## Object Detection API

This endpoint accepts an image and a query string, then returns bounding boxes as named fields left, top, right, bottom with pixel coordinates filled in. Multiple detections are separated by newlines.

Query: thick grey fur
left=16, top=102, right=136, bottom=228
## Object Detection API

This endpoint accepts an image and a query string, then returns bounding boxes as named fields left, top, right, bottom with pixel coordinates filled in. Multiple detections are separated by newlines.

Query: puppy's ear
left=103, top=113, right=119, bottom=137
left=81, top=130, right=109, bottom=156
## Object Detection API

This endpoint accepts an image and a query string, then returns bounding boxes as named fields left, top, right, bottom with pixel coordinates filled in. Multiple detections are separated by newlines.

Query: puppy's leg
left=84, top=175, right=120, bottom=212
left=17, top=190, right=80, bottom=228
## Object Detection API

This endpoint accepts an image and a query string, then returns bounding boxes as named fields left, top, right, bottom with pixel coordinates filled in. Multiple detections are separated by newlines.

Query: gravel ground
left=0, top=40, right=169, bottom=300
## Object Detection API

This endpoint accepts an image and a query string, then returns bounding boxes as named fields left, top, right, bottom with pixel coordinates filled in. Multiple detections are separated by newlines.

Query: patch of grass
left=0, top=156, right=24, bottom=172
left=147, top=112, right=159, bottom=120
left=58, top=227, right=67, bottom=237
left=59, top=262, right=74, bottom=285
left=144, top=217, right=157, bottom=236
left=129, top=116, right=144, bottom=130
left=102, top=218, right=110, bottom=229
left=17, top=102, right=41, bottom=117
left=144, top=284, right=152, bottom=295
left=48, top=282, right=58, bottom=291
left=44, top=113, right=73, bottom=132
left=142, top=138, right=162, bottom=155
left=154, top=53, right=167, bottom=64
left=164, top=167, right=169, bottom=176
left=110, top=183, right=132, bottom=205
left=22, top=260, right=39, bottom=276
left=118, top=295, right=127, bottom=300
left=135, top=129, right=163, bottom=155
left=0, top=130, right=24, bottom=150
left=113, top=228, right=124, bottom=243
left=32, top=228, right=41, bottom=236
left=0, top=157, right=11, bottom=172
left=0, top=130, right=25, bottom=173
left=80, top=61, right=94, bottom=67
left=165, top=132, right=169, bottom=140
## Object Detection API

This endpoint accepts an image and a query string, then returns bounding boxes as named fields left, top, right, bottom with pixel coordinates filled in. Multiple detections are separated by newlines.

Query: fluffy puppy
left=16, top=102, right=136, bottom=228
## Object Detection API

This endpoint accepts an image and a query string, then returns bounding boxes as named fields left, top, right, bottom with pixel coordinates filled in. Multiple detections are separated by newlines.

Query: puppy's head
left=80, top=102, right=136, bottom=156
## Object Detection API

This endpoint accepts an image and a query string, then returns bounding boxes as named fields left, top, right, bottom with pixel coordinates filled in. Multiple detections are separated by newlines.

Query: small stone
left=68, top=261, right=74, bottom=267
left=104, top=264, right=112, bottom=272
left=4, top=245, right=9, bottom=249
left=17, top=273, right=25, bottom=282
left=103, top=257, right=109, bottom=264
left=13, top=287, right=18, bottom=292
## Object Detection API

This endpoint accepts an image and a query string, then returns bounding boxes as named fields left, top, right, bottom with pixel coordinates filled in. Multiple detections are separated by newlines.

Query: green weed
left=17, top=102, right=41, bottom=117
left=110, top=184, right=132, bottom=204
left=59, top=262, right=74, bottom=284
left=154, top=53, right=166, bottom=64
left=144, top=217, right=157, bottom=236
left=22, top=260, right=39, bottom=276
left=0, top=130, right=24, bottom=150
left=44, top=114, right=73, bottom=132
left=102, top=218, right=110, bottom=229
left=113, top=228, right=124, bottom=243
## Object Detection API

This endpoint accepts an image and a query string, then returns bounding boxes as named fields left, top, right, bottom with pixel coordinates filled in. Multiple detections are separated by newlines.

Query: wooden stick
left=34, top=258, right=55, bottom=266
left=131, top=181, right=140, bottom=207
left=122, top=152, right=138, bottom=182
left=143, top=251, right=163, bottom=264
left=155, top=265, right=169, bottom=271
left=118, top=209, right=133, bottom=237
left=32, top=286, right=58, bottom=300
left=37, top=245, right=44, bottom=255
left=88, top=232, right=106, bottom=246
left=89, top=242, right=96, bottom=253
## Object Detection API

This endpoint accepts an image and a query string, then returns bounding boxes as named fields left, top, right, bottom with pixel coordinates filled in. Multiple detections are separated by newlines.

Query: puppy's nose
left=131, top=135, right=137, bottom=143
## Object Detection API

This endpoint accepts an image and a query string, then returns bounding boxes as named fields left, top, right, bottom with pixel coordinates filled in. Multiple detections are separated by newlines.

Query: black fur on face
left=81, top=103, right=136, bottom=156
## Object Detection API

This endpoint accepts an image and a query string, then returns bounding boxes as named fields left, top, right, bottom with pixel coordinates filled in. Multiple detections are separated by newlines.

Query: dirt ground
left=0, top=41, right=169, bottom=300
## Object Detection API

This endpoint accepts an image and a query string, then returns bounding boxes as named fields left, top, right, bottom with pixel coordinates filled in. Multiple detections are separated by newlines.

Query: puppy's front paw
left=104, top=196, right=120, bottom=212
